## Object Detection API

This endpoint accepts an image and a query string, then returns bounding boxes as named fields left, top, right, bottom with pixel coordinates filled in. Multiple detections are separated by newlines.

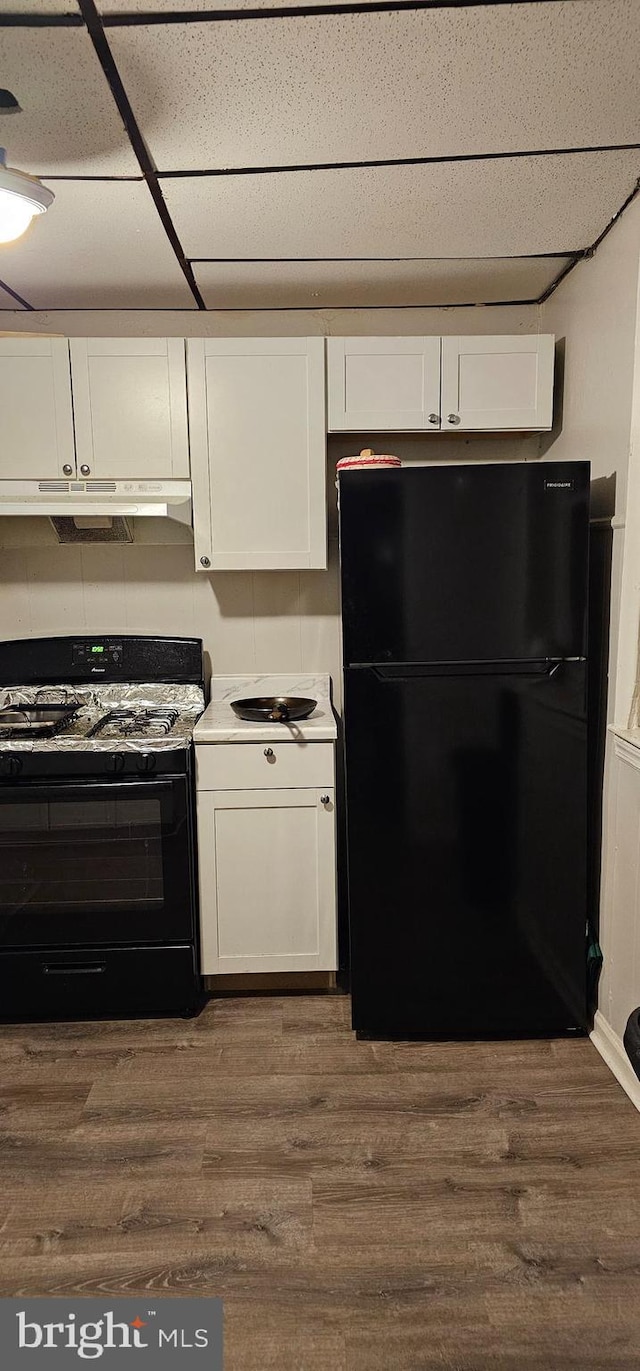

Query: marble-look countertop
left=611, top=726, right=640, bottom=754
left=194, top=674, right=338, bottom=743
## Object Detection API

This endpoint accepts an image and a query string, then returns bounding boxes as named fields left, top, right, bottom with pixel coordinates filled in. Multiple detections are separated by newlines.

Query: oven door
left=0, top=777, right=195, bottom=949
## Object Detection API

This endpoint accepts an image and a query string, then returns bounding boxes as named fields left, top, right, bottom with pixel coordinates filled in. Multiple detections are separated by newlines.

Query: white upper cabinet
left=69, top=338, right=189, bottom=480
left=441, top=335, right=555, bottom=431
left=188, top=337, right=326, bottom=571
left=327, top=334, right=555, bottom=432
left=328, top=336, right=441, bottom=432
left=0, top=338, right=75, bottom=480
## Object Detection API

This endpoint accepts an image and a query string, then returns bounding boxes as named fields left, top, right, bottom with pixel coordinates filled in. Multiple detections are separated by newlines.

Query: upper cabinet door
left=441, top=335, right=555, bottom=431
left=327, top=337, right=441, bottom=431
left=188, top=338, right=327, bottom=572
left=69, top=338, right=189, bottom=480
left=0, top=338, right=75, bottom=480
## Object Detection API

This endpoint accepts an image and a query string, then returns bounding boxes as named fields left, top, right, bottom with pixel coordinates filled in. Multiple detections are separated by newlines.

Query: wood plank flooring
left=0, top=994, right=640, bottom=1369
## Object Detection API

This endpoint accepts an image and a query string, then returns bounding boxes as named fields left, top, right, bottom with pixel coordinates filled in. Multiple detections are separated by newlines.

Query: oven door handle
left=41, top=961, right=107, bottom=976
left=0, top=779, right=178, bottom=802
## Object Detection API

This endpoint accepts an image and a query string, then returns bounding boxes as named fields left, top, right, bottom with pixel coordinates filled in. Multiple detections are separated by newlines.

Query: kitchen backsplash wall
left=0, top=537, right=342, bottom=704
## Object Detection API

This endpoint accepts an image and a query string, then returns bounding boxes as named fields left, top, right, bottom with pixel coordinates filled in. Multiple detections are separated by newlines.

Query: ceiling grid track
left=99, top=0, right=566, bottom=23
left=187, top=252, right=585, bottom=262
left=30, top=296, right=543, bottom=312
left=0, top=277, right=34, bottom=310
left=0, top=0, right=579, bottom=22
left=76, top=0, right=206, bottom=309
left=539, top=176, right=640, bottom=303
left=156, top=142, right=640, bottom=180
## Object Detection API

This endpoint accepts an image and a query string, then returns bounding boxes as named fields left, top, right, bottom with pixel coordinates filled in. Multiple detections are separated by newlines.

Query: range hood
left=0, top=479, right=192, bottom=524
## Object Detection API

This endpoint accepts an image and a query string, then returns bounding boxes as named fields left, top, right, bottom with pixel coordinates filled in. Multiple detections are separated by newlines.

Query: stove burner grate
left=88, top=707, right=180, bottom=739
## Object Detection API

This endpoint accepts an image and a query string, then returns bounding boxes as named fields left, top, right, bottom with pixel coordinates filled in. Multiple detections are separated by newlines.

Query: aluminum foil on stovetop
left=0, top=683, right=205, bottom=752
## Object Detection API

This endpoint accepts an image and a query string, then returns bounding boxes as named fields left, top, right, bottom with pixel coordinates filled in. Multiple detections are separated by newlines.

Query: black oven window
left=0, top=795, right=165, bottom=916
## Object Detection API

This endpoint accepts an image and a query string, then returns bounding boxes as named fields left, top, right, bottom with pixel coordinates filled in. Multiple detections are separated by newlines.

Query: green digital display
left=91, top=645, right=105, bottom=654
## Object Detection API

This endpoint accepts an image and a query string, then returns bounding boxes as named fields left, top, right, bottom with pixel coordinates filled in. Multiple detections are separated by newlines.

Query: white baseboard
left=590, top=1010, right=640, bottom=1113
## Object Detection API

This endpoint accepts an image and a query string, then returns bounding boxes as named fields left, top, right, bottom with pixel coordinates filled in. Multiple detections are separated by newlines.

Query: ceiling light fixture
left=0, top=148, right=53, bottom=245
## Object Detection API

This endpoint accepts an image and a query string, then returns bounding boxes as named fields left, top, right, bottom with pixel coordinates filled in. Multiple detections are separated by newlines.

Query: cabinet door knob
left=321, top=794, right=330, bottom=805
left=80, top=464, right=91, bottom=475
left=264, top=747, right=274, bottom=758
left=62, top=464, right=73, bottom=476
left=428, top=413, right=439, bottom=425
left=447, top=413, right=461, bottom=425
left=200, top=556, right=211, bottom=569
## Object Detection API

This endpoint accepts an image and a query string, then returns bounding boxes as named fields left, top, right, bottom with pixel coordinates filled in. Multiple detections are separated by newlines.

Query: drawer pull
left=321, top=795, right=330, bottom=805
left=264, top=747, right=274, bottom=759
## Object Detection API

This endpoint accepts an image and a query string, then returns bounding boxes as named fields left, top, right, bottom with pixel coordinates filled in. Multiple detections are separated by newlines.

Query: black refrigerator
left=339, top=461, right=590, bottom=1039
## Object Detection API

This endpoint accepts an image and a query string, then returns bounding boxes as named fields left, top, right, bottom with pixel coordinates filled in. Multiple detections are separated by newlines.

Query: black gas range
left=0, top=635, right=206, bottom=1021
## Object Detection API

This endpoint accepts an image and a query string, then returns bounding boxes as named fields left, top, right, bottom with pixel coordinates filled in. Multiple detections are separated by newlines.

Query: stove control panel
left=72, top=641, right=124, bottom=672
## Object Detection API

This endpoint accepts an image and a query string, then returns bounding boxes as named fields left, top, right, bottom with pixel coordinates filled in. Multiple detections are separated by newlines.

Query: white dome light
left=0, top=149, right=54, bottom=245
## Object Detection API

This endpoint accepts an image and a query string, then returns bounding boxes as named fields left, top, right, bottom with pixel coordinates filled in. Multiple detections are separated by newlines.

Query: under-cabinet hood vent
left=0, top=479, right=192, bottom=525
left=50, top=516, right=134, bottom=544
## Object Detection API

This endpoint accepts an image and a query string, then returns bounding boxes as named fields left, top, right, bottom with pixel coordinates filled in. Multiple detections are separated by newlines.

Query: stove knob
left=0, top=755, right=22, bottom=777
left=107, top=754, right=125, bottom=774
left=136, top=754, right=156, bottom=774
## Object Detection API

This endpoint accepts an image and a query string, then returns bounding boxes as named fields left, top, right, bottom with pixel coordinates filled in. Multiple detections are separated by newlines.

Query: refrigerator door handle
left=368, top=660, right=568, bottom=681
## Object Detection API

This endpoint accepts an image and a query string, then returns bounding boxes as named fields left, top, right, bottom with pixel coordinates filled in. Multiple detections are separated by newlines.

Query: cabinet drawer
left=196, top=742, right=334, bottom=791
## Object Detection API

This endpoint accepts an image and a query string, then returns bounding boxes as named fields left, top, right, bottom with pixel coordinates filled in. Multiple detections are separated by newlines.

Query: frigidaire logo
left=2, top=1298, right=223, bottom=1369
left=544, top=479, right=574, bottom=490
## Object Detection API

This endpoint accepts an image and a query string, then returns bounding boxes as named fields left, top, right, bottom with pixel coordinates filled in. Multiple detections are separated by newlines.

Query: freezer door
left=339, top=462, right=589, bottom=665
left=344, top=662, right=588, bottom=1037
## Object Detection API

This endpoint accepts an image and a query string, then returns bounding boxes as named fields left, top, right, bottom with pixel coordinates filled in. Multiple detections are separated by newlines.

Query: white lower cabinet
left=197, top=747, right=338, bottom=974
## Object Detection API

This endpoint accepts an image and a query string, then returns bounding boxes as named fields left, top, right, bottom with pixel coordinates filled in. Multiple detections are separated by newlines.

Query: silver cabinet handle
left=447, top=413, right=460, bottom=425
left=264, top=747, right=274, bottom=758
left=200, top=556, right=211, bottom=568
left=321, top=794, right=330, bottom=804
left=80, top=464, right=91, bottom=475
left=428, top=413, right=439, bottom=425
left=62, top=463, right=73, bottom=476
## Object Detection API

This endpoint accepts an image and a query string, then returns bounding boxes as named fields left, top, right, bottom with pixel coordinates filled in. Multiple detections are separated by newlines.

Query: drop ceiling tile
left=2, top=181, right=195, bottom=309
left=193, top=257, right=570, bottom=310
left=1, top=1, right=78, bottom=10
left=0, top=27, right=137, bottom=175
left=109, top=2, right=640, bottom=171
left=163, top=151, right=640, bottom=260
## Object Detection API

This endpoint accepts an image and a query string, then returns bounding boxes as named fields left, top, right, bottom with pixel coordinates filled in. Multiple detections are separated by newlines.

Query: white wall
left=541, top=195, right=640, bottom=1050
left=541, top=198, right=640, bottom=517
left=0, top=536, right=343, bottom=697
left=0, top=304, right=537, bottom=339
left=0, top=303, right=539, bottom=713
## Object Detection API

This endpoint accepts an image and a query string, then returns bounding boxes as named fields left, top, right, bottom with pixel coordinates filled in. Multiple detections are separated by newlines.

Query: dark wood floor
left=1, top=994, right=640, bottom=1369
